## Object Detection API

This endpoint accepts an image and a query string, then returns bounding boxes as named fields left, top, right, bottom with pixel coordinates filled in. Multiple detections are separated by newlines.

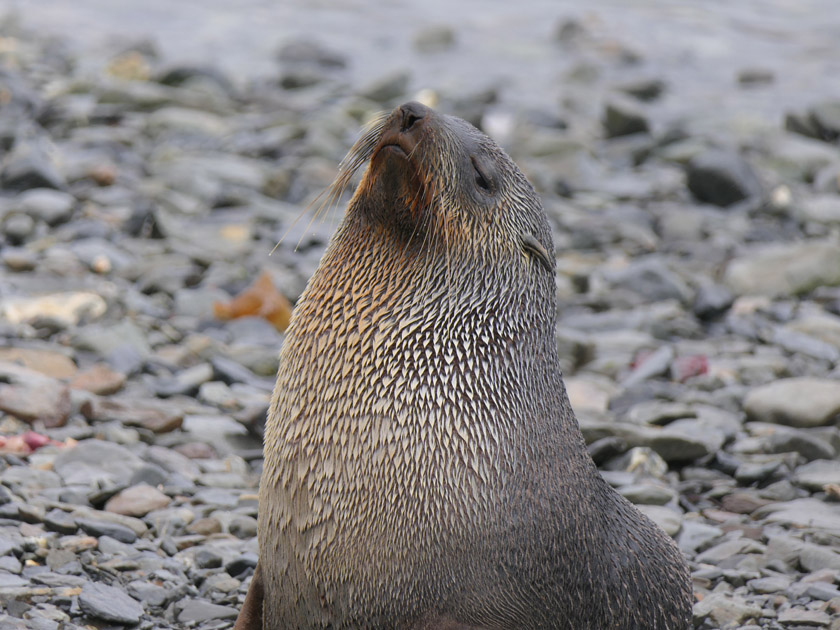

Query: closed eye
left=471, top=156, right=492, bottom=193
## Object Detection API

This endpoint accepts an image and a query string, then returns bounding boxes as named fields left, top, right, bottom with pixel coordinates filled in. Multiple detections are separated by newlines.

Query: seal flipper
left=234, top=562, right=264, bottom=630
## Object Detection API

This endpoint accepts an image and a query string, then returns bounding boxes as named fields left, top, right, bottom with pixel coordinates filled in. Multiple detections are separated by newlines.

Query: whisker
left=270, top=111, right=389, bottom=255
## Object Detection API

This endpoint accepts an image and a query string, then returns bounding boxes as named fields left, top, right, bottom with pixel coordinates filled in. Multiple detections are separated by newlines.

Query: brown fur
left=236, top=102, right=692, bottom=629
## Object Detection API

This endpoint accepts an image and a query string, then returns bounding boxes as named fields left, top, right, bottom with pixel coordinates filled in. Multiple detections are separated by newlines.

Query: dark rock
left=810, top=101, right=840, bottom=141
left=693, top=284, right=734, bottom=320
left=0, top=138, right=66, bottom=191
left=603, top=97, right=650, bottom=138
left=785, top=110, right=823, bottom=140
left=737, top=68, right=774, bottom=86
left=686, top=149, right=762, bottom=207
left=225, top=552, right=258, bottom=578
left=617, top=78, right=666, bottom=102
left=195, top=548, right=224, bottom=569
left=276, top=39, right=347, bottom=69
left=43, top=509, right=77, bottom=535
left=76, top=517, right=138, bottom=544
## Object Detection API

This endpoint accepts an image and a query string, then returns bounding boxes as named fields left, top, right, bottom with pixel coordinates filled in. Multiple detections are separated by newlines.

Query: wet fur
left=241, top=104, right=692, bottom=629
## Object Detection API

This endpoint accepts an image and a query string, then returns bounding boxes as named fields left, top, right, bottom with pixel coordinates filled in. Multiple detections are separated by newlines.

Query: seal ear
left=520, top=233, right=554, bottom=273
left=234, top=562, right=264, bottom=630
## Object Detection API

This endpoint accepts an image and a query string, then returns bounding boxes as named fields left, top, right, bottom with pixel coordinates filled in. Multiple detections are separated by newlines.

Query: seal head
left=239, top=102, right=692, bottom=630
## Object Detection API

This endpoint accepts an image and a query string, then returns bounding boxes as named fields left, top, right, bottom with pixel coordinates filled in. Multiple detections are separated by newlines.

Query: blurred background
left=2, top=2, right=840, bottom=629
left=9, top=0, right=840, bottom=119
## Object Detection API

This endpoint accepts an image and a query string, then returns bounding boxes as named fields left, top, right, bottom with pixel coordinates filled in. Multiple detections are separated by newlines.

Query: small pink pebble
left=22, top=431, right=51, bottom=450
left=671, top=355, right=708, bottom=382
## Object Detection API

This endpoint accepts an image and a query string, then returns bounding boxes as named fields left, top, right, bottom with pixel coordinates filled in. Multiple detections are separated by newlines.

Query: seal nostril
left=399, top=101, right=429, bottom=133
left=401, top=112, right=422, bottom=132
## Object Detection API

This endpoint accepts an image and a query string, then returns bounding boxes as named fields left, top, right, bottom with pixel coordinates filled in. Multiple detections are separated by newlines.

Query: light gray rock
left=634, top=505, right=682, bottom=536
left=677, top=520, right=723, bottom=553
left=695, top=537, right=765, bottom=564
left=176, top=599, right=238, bottom=623
left=747, top=575, right=792, bottom=594
left=53, top=439, right=145, bottom=486
left=757, top=499, right=840, bottom=531
left=79, top=581, right=144, bottom=625
left=777, top=608, right=832, bottom=627
left=15, top=189, right=74, bottom=225
left=724, top=239, right=840, bottom=297
left=744, top=378, right=840, bottom=428
left=617, top=483, right=677, bottom=505
left=691, top=592, right=763, bottom=627
left=793, top=459, right=840, bottom=491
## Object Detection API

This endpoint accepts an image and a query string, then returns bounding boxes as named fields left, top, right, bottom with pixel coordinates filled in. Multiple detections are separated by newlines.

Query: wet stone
left=76, top=517, right=137, bottom=544
left=686, top=149, right=762, bottom=207
left=195, top=548, right=224, bottom=569
left=225, top=551, right=258, bottom=578
left=43, top=509, right=77, bottom=535
left=0, top=139, right=66, bottom=191
left=603, top=97, right=650, bottom=138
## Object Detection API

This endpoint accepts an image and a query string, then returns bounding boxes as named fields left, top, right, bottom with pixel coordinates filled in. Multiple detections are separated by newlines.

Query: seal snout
left=377, top=101, right=431, bottom=156
left=398, top=101, right=429, bottom=133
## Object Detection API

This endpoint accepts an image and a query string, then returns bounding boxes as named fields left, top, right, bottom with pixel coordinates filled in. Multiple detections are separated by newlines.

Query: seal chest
left=237, top=102, right=693, bottom=630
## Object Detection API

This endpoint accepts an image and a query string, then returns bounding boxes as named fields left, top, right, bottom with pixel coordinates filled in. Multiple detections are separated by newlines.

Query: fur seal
left=235, top=102, right=692, bottom=629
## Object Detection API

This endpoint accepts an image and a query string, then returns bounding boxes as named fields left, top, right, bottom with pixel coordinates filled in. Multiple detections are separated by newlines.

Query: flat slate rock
left=177, top=599, right=238, bottom=623
left=79, top=581, right=144, bottom=625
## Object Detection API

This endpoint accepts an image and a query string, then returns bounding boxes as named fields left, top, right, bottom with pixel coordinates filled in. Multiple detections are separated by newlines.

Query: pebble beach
left=1, top=2, right=840, bottom=628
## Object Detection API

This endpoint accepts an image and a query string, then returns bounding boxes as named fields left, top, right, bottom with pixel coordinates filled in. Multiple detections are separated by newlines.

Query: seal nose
left=398, top=101, right=430, bottom=133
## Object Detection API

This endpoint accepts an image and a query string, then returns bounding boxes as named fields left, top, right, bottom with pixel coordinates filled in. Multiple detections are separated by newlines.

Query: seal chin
left=363, top=132, right=432, bottom=232
left=379, top=143, right=408, bottom=157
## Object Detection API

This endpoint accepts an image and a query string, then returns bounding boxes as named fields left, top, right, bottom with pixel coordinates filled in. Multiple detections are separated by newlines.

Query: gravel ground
left=1, top=11, right=840, bottom=630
